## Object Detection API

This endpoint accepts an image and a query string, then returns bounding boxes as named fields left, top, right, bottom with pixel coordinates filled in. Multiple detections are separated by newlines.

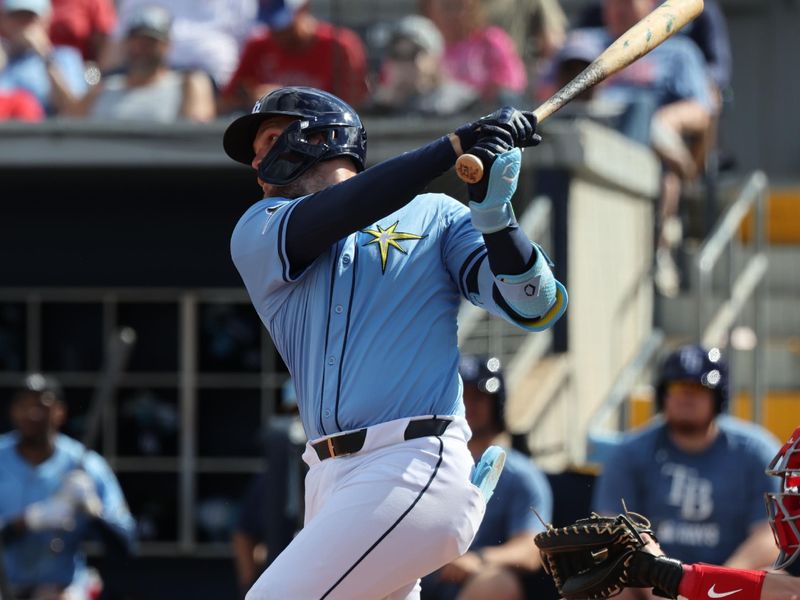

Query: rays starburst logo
left=362, top=221, right=426, bottom=273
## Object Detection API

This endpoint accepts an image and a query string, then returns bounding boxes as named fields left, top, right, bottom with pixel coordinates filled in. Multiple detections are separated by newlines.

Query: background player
left=577, top=425, right=800, bottom=600
left=223, top=85, right=568, bottom=599
left=0, top=373, right=136, bottom=600
left=592, top=343, right=780, bottom=594
left=423, top=354, right=553, bottom=600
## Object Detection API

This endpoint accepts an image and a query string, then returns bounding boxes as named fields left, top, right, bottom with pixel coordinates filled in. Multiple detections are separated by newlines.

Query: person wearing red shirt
left=0, top=87, right=44, bottom=120
left=48, top=0, right=116, bottom=61
left=221, top=0, right=368, bottom=114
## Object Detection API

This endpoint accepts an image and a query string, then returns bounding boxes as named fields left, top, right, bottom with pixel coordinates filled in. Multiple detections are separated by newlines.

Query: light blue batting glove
left=468, top=148, right=521, bottom=234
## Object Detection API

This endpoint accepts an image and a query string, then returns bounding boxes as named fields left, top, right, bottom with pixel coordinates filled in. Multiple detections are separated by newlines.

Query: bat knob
left=455, top=154, right=484, bottom=184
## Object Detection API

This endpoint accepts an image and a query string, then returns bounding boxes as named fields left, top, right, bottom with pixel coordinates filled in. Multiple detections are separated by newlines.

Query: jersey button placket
left=321, top=235, right=356, bottom=432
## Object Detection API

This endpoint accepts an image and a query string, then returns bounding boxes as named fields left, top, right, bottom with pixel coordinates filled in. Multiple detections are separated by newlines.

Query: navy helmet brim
left=223, top=112, right=282, bottom=166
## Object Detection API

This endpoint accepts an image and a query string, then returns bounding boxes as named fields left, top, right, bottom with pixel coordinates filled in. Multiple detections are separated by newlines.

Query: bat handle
left=455, top=106, right=546, bottom=184
left=455, top=153, right=484, bottom=184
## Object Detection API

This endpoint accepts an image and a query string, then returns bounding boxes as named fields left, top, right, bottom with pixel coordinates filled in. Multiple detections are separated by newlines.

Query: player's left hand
left=60, top=469, right=103, bottom=518
left=455, top=107, right=541, bottom=154
left=24, top=495, right=78, bottom=531
left=438, top=551, right=485, bottom=583
left=466, top=135, right=516, bottom=204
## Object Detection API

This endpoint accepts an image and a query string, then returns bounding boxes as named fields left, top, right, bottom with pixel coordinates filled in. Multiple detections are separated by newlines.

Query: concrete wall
left=506, top=119, right=660, bottom=468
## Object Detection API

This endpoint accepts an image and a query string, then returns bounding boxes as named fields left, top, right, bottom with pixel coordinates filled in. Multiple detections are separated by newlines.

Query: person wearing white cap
left=0, top=0, right=87, bottom=114
left=368, top=15, right=479, bottom=117
left=110, top=0, right=258, bottom=88
left=61, top=4, right=216, bottom=122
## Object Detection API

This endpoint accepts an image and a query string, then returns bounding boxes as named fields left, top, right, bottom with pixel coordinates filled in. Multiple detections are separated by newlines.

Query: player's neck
left=16, top=436, right=56, bottom=465
left=667, top=420, right=719, bottom=453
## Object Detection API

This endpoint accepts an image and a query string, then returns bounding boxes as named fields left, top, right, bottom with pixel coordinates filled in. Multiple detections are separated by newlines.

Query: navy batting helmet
left=655, top=344, right=729, bottom=413
left=222, top=86, right=367, bottom=185
left=458, top=354, right=506, bottom=431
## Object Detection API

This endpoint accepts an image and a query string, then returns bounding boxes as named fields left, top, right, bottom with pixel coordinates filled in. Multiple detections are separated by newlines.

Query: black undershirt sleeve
left=286, top=136, right=536, bottom=279
left=286, top=136, right=457, bottom=271
left=483, top=225, right=536, bottom=275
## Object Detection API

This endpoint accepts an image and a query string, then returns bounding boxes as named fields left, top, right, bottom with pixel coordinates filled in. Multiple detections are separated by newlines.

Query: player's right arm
left=281, top=108, right=539, bottom=276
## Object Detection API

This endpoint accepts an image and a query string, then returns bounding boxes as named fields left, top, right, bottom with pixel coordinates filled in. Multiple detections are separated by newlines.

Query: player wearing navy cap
left=592, top=345, right=781, bottom=595
left=422, top=355, right=553, bottom=600
left=224, top=86, right=567, bottom=599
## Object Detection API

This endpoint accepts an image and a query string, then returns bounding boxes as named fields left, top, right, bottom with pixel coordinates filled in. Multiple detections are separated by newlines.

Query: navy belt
left=312, top=417, right=452, bottom=461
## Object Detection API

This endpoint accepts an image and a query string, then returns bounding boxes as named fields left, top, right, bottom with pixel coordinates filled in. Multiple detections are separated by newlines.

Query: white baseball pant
left=245, top=416, right=485, bottom=600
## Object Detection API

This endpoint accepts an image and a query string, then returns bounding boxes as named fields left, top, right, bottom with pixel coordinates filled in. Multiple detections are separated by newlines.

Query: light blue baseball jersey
left=591, top=416, right=780, bottom=565
left=471, top=448, right=552, bottom=549
left=0, top=433, right=136, bottom=587
left=232, top=192, right=548, bottom=440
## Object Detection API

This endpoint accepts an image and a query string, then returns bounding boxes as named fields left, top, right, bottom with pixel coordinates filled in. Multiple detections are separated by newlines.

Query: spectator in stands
left=422, top=0, right=527, bottom=105
left=367, top=15, right=478, bottom=117
left=232, top=380, right=306, bottom=597
left=592, top=345, right=780, bottom=600
left=548, top=29, right=655, bottom=143
left=111, top=0, right=257, bottom=89
left=0, top=374, right=136, bottom=600
left=422, top=355, right=552, bottom=600
left=64, top=4, right=216, bottom=122
left=0, top=0, right=87, bottom=116
left=48, top=0, right=117, bottom=62
left=544, top=0, right=715, bottom=296
left=0, top=87, right=44, bottom=119
left=576, top=0, right=732, bottom=98
left=221, top=0, right=368, bottom=114
left=483, top=0, right=567, bottom=64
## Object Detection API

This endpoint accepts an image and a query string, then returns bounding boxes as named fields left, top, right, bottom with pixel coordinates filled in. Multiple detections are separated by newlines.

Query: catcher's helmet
left=765, top=426, right=800, bottom=570
left=459, top=354, right=506, bottom=431
left=655, top=344, right=729, bottom=414
left=222, top=86, right=367, bottom=185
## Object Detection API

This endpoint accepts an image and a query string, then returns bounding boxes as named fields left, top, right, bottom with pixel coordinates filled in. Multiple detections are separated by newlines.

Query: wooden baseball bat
left=454, top=0, right=705, bottom=184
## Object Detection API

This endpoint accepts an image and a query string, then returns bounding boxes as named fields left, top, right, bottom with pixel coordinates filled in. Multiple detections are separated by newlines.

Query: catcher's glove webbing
left=535, top=512, right=683, bottom=600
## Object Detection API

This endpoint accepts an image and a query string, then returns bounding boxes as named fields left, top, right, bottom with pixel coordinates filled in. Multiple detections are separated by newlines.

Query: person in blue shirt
left=576, top=0, right=732, bottom=95
left=592, top=345, right=780, bottom=600
left=545, top=0, right=715, bottom=297
left=223, top=86, right=568, bottom=599
left=232, top=380, right=306, bottom=597
left=0, top=374, right=136, bottom=600
left=0, top=0, right=87, bottom=116
left=422, top=354, right=553, bottom=600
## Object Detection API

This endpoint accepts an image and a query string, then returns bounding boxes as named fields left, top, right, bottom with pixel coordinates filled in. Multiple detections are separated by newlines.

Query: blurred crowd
left=0, top=0, right=732, bottom=296
left=0, top=0, right=729, bottom=125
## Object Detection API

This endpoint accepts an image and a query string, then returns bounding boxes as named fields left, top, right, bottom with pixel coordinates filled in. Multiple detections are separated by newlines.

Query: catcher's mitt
left=534, top=512, right=655, bottom=600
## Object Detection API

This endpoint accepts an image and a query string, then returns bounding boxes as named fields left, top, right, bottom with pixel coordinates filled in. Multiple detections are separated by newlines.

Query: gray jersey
left=90, top=71, right=184, bottom=122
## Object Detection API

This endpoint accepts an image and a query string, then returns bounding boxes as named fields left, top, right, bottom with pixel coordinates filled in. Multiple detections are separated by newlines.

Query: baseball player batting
left=223, top=86, right=568, bottom=599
